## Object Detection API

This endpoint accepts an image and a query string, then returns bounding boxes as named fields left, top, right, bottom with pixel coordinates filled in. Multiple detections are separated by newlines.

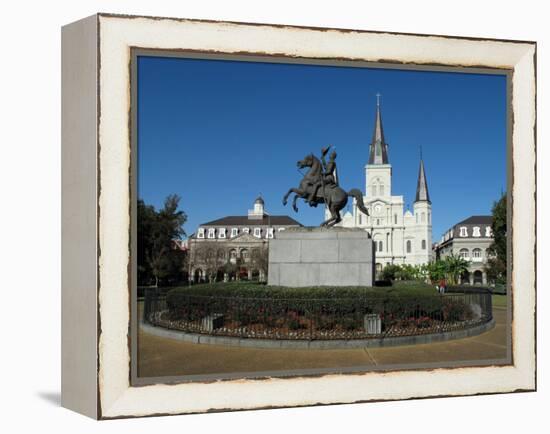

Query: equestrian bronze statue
left=282, top=146, right=370, bottom=227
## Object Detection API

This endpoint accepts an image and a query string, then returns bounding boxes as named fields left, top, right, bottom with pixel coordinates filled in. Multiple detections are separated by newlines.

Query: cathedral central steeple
left=415, top=157, right=431, bottom=204
left=368, top=94, right=390, bottom=165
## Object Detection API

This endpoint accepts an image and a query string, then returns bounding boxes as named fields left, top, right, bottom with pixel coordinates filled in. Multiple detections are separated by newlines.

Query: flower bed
left=143, top=283, right=492, bottom=341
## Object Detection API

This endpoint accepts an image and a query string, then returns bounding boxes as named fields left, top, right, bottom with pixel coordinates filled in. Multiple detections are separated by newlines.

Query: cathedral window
left=197, top=228, right=205, bottom=238
left=459, top=248, right=469, bottom=259
left=207, top=228, right=215, bottom=239
left=253, top=228, right=261, bottom=238
left=459, top=227, right=468, bottom=237
left=473, top=226, right=481, bottom=237
left=218, top=228, right=226, bottom=239
left=230, top=228, right=238, bottom=238
left=472, top=248, right=482, bottom=259
left=406, top=240, right=411, bottom=253
left=421, top=239, right=426, bottom=250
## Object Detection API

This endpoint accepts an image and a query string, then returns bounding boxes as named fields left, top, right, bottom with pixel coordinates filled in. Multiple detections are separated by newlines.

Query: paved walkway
left=137, top=308, right=508, bottom=378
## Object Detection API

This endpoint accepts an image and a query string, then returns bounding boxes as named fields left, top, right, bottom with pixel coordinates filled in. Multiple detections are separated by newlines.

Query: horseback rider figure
left=308, top=145, right=338, bottom=206
left=283, top=144, right=369, bottom=227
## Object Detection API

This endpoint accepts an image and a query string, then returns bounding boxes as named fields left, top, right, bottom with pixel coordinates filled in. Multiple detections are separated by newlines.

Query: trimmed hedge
left=162, top=282, right=475, bottom=331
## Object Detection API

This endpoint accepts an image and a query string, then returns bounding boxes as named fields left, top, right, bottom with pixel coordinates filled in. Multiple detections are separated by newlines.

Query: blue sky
left=137, top=56, right=507, bottom=241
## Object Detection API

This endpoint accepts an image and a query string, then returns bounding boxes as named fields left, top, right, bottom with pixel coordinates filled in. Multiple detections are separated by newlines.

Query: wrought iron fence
left=143, top=289, right=492, bottom=340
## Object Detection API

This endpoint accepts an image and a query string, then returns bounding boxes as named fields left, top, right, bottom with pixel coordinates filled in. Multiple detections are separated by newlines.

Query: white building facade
left=335, top=99, right=433, bottom=271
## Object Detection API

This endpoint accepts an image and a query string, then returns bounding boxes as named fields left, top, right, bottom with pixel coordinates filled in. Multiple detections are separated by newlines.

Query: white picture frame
left=61, top=13, right=536, bottom=419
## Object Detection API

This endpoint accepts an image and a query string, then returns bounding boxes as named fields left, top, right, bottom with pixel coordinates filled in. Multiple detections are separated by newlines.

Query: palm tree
left=442, top=254, right=469, bottom=285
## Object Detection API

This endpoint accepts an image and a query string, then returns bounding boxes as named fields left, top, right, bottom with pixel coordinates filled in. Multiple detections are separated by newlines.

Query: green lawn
left=492, top=294, right=508, bottom=309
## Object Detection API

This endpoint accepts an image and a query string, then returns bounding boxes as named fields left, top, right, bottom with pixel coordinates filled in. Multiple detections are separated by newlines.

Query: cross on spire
left=376, top=92, right=381, bottom=107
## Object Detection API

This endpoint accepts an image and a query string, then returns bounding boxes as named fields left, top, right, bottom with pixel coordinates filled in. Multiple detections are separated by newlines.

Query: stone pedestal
left=268, top=227, right=374, bottom=287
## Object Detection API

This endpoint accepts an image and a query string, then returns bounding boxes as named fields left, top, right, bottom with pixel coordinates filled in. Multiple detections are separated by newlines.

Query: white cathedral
left=331, top=98, right=433, bottom=270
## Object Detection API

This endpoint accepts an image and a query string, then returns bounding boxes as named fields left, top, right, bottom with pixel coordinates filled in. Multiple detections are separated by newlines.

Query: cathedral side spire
left=368, top=94, right=389, bottom=165
left=415, top=157, right=431, bottom=203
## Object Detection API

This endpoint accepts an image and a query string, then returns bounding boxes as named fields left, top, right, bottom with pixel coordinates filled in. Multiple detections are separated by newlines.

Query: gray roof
left=455, top=215, right=492, bottom=226
left=201, top=215, right=302, bottom=227
left=415, top=159, right=431, bottom=203
left=368, top=101, right=390, bottom=165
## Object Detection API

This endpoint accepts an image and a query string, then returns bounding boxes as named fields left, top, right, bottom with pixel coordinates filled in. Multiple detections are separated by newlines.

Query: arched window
left=459, top=248, right=469, bottom=259
left=406, top=240, right=412, bottom=253
left=229, top=249, right=237, bottom=259
left=379, top=241, right=383, bottom=252
left=421, top=239, right=426, bottom=250
left=394, top=214, right=397, bottom=225
left=416, top=213, right=419, bottom=224
left=473, top=270, right=483, bottom=285
left=421, top=212, right=426, bottom=223
left=472, top=248, right=482, bottom=258
left=371, top=185, right=377, bottom=196
left=240, top=249, right=249, bottom=260
left=359, top=214, right=362, bottom=225
left=379, top=184, right=385, bottom=196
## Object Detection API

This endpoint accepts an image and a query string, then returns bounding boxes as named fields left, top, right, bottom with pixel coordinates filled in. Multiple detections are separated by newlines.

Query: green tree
left=442, top=253, right=469, bottom=285
left=381, top=264, right=401, bottom=281
left=485, top=193, right=507, bottom=285
left=138, top=194, right=187, bottom=287
left=137, top=199, right=156, bottom=285
left=425, top=260, right=446, bottom=282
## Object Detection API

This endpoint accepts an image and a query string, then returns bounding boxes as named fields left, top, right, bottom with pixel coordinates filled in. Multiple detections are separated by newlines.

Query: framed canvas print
left=61, top=13, right=536, bottom=419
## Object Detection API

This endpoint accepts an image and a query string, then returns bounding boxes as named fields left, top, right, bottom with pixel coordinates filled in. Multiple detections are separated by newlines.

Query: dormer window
left=485, top=226, right=492, bottom=237
left=230, top=228, right=238, bottom=238
left=253, top=228, right=261, bottom=238
left=243, top=227, right=250, bottom=234
left=266, top=228, right=274, bottom=239
left=207, top=228, right=215, bottom=239
left=197, top=228, right=205, bottom=239
left=459, top=227, right=468, bottom=237
left=473, top=226, right=481, bottom=237
left=218, top=228, right=226, bottom=239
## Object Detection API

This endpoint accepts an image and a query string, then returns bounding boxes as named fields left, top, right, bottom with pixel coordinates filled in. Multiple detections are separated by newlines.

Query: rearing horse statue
left=282, top=152, right=370, bottom=227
